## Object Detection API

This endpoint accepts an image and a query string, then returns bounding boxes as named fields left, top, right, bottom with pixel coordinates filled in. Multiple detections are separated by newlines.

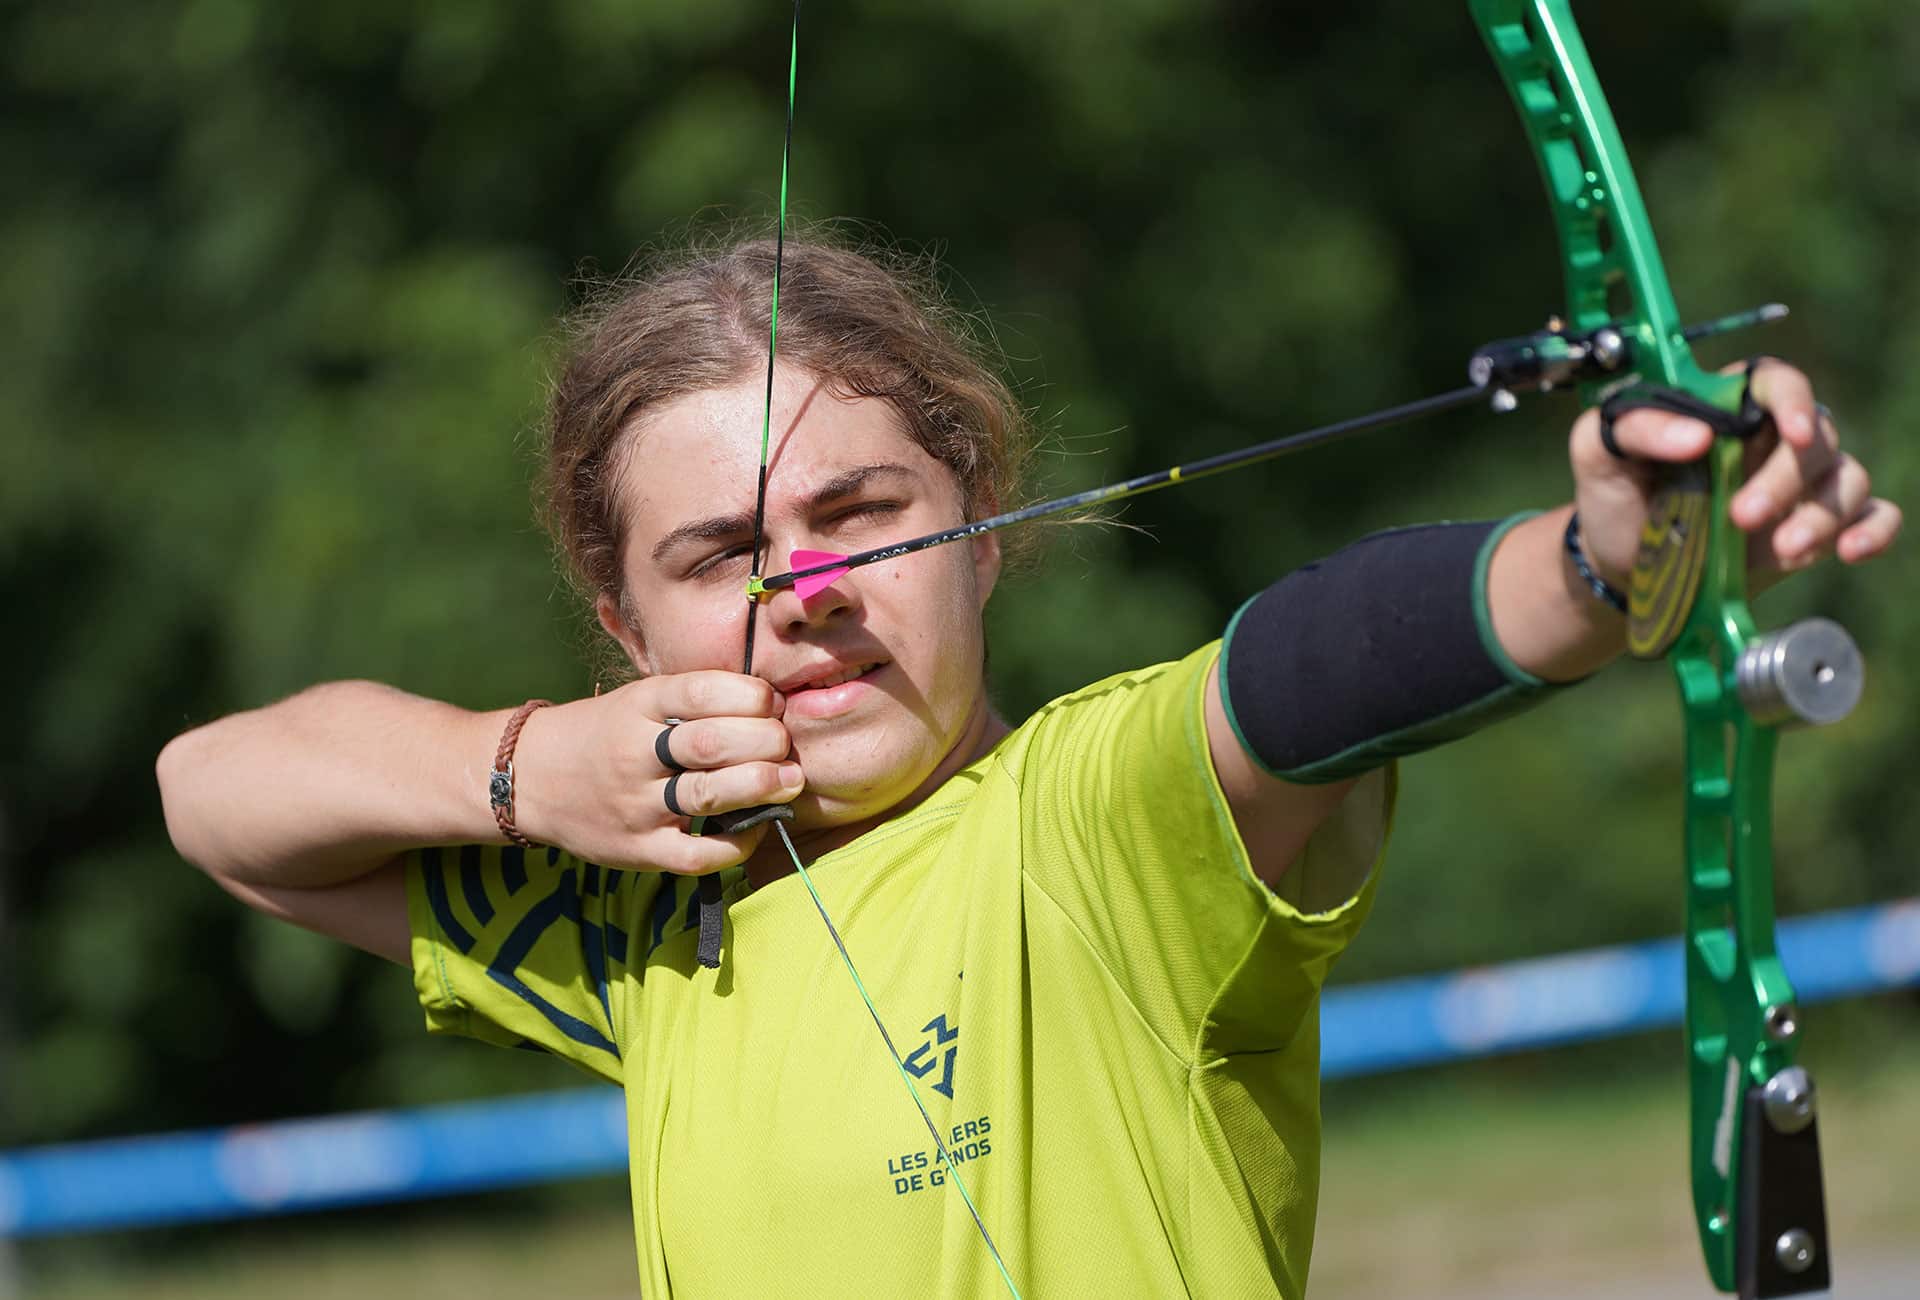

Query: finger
left=1837, top=496, right=1903, bottom=564
left=643, top=670, right=785, bottom=723
left=1733, top=411, right=1843, bottom=531
left=659, top=761, right=805, bottom=821
left=649, top=827, right=763, bottom=877
left=1571, top=408, right=1644, bottom=482
left=1744, top=358, right=1820, bottom=448
left=1583, top=406, right=1713, bottom=466
left=657, top=716, right=792, bottom=773
left=1761, top=456, right=1874, bottom=572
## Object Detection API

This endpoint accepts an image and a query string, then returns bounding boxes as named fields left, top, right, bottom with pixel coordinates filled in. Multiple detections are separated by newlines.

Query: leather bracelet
left=489, top=699, right=553, bottom=847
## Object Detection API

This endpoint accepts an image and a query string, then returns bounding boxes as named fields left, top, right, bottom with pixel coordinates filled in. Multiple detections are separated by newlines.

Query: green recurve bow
left=1471, top=3, right=1861, bottom=1295
left=724, top=3, right=1861, bottom=1296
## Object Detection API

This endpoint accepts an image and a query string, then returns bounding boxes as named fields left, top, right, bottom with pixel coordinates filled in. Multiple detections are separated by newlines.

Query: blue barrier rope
left=4, top=899, right=1915, bottom=1238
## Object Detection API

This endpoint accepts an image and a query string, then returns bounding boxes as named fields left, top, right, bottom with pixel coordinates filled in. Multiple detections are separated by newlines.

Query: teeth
left=805, top=663, right=874, bottom=691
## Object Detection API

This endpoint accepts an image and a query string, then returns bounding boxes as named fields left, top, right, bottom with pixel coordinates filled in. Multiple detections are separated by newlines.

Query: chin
left=791, top=746, right=936, bottom=825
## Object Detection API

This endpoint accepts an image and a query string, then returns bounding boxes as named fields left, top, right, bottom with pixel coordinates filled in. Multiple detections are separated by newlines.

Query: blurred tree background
left=2, top=0, right=1915, bottom=1277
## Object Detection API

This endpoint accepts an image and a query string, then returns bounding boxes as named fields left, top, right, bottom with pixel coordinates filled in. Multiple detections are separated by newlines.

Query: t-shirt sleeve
left=1006, top=642, right=1395, bottom=1060
left=405, top=842, right=655, bottom=1084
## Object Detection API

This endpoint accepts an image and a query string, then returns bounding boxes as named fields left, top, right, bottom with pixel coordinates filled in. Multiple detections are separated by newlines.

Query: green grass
left=18, top=1036, right=1918, bottom=1298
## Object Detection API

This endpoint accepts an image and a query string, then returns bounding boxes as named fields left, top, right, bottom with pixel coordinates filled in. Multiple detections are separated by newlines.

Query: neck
left=743, top=696, right=1010, bottom=890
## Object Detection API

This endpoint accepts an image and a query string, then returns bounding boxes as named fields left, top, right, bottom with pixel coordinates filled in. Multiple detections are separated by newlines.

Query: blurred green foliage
left=3, top=0, right=1915, bottom=1149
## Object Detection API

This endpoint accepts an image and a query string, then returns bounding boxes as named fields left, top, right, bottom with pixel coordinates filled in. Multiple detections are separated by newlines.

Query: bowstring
left=741, top=1, right=798, bottom=680
left=741, top=6, right=1021, bottom=1296
left=771, top=821, right=1023, bottom=1297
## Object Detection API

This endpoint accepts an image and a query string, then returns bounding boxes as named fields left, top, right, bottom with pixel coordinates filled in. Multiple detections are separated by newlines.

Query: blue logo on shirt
left=903, top=1014, right=960, bottom=1099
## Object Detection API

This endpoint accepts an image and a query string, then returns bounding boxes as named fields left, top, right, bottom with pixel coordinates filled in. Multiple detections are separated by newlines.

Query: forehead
left=618, top=366, right=948, bottom=539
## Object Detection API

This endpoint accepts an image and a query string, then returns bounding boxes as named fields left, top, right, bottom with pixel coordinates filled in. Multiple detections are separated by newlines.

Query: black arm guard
left=1218, top=514, right=1569, bottom=784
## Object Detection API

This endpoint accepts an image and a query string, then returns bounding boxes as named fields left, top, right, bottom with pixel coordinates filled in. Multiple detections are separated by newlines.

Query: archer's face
left=607, top=362, right=1002, bottom=826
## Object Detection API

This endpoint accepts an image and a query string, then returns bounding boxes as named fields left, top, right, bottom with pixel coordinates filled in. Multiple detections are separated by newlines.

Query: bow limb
left=1471, top=3, right=1859, bottom=1296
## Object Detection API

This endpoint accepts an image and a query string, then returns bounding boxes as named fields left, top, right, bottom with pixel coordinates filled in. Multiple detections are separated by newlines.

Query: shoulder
left=992, top=642, right=1221, bottom=778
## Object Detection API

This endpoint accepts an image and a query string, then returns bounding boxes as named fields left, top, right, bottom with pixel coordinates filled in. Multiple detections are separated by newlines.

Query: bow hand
left=1566, top=358, right=1899, bottom=602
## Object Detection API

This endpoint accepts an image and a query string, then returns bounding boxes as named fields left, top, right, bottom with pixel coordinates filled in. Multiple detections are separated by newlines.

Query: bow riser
left=1472, top=3, right=1852, bottom=1296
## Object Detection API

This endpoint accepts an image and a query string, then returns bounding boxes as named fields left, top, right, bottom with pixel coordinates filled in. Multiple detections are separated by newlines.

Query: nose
left=767, top=542, right=856, bottom=631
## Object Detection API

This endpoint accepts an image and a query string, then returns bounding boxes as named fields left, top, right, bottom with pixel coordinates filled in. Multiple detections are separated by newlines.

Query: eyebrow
left=648, top=462, right=922, bottom=563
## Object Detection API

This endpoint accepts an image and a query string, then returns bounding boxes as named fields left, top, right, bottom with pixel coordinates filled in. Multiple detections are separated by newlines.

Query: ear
left=595, top=592, right=651, bottom=675
left=970, top=532, right=1002, bottom=610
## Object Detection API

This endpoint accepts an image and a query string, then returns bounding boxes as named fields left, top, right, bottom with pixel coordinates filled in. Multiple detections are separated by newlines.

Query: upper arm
left=208, top=855, right=412, bottom=967
left=1014, top=646, right=1391, bottom=1058
left=1204, top=668, right=1359, bottom=887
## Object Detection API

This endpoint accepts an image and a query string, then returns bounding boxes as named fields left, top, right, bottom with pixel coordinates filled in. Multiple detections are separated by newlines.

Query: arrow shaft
left=764, top=298, right=1787, bottom=594
left=764, top=383, right=1487, bottom=591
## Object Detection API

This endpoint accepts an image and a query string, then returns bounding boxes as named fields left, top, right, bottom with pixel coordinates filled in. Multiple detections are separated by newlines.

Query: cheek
left=879, top=556, right=985, bottom=680
left=634, top=584, right=752, bottom=675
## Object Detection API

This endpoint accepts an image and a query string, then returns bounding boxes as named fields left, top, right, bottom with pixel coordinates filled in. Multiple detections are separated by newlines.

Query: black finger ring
left=655, top=724, right=686, bottom=773
left=1598, top=407, right=1628, bottom=460
left=663, top=771, right=690, bottom=819
left=1596, top=390, right=1636, bottom=460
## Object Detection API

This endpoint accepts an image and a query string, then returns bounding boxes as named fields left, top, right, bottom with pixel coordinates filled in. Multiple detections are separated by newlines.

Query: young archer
left=157, top=238, right=1897, bottom=1297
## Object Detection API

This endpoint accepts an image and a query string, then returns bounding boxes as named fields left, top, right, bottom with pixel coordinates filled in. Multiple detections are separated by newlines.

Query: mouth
left=778, top=661, right=884, bottom=694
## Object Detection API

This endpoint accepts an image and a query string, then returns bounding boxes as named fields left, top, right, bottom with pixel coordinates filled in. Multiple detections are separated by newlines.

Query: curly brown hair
left=543, top=228, right=1039, bottom=675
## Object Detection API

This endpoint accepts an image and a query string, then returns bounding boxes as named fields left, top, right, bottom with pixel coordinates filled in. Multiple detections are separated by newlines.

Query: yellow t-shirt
left=408, top=644, right=1393, bottom=1298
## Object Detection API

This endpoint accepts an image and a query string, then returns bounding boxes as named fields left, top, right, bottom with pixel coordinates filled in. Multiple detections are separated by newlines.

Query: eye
left=832, top=501, right=901, bottom=526
left=689, top=541, right=756, bottom=580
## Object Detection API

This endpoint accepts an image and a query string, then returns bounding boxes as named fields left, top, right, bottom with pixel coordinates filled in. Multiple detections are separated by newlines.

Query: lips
left=777, top=661, right=882, bottom=693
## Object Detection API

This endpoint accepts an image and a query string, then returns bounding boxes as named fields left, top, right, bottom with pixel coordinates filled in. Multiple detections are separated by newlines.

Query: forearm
left=157, top=680, right=510, bottom=888
left=1219, top=513, right=1584, bottom=784
left=1483, top=503, right=1629, bottom=682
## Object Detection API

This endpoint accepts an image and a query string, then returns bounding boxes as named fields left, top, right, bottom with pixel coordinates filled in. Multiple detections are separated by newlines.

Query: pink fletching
left=788, top=549, right=850, bottom=601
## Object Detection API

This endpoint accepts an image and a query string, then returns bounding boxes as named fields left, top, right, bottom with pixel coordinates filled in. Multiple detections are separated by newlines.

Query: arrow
left=754, top=300, right=1785, bottom=600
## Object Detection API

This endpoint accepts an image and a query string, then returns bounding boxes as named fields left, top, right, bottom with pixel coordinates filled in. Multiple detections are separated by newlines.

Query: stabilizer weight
left=1736, top=618, right=1863, bottom=728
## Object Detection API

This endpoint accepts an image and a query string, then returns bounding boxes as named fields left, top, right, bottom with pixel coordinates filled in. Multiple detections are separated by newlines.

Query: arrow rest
left=1467, top=317, right=1630, bottom=396
left=1470, top=303, right=1787, bottom=416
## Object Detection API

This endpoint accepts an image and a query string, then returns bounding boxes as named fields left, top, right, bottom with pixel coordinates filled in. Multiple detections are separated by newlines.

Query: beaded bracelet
left=1563, top=511, right=1628, bottom=614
